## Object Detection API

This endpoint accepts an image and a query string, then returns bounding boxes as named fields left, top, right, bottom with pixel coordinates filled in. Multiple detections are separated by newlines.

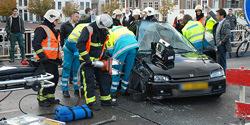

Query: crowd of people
left=5, top=5, right=237, bottom=110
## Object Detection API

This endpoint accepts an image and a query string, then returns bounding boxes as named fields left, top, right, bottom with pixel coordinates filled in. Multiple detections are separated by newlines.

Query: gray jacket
left=209, top=11, right=232, bottom=52
left=5, top=16, right=25, bottom=34
left=226, top=14, right=237, bottom=30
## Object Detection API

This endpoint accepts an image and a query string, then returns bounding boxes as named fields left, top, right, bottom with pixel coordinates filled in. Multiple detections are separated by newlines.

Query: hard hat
left=112, top=9, right=122, bottom=18
left=195, top=5, right=202, bottom=11
left=96, top=14, right=113, bottom=29
left=44, top=9, right=61, bottom=23
left=132, top=9, right=141, bottom=16
left=143, top=7, right=155, bottom=16
left=177, top=14, right=184, bottom=20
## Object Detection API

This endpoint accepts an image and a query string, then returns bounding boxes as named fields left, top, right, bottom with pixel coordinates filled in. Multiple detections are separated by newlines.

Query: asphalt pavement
left=0, top=55, right=250, bottom=125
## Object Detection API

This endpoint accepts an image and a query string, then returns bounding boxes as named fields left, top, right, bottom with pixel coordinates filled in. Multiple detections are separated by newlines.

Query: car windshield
left=137, top=21, right=197, bottom=53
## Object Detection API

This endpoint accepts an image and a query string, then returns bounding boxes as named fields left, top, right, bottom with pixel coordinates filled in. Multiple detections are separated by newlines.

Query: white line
left=0, top=109, right=19, bottom=114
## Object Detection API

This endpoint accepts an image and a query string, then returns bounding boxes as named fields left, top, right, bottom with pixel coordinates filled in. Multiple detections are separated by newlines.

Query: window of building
left=24, top=10, right=28, bottom=21
left=187, top=0, right=191, bottom=9
left=174, top=0, right=178, bottom=5
left=143, top=2, right=147, bottom=8
left=129, top=0, right=132, bottom=7
left=122, top=0, right=125, bottom=8
left=19, top=10, right=22, bottom=17
left=80, top=2, right=84, bottom=10
left=192, top=0, right=197, bottom=9
left=155, top=2, right=159, bottom=10
left=29, top=12, right=33, bottom=21
left=135, top=0, right=139, bottom=7
left=19, top=0, right=22, bottom=6
left=58, top=2, right=61, bottom=9
left=149, top=2, right=153, bottom=7
left=24, top=0, right=27, bottom=6
left=86, top=2, right=90, bottom=8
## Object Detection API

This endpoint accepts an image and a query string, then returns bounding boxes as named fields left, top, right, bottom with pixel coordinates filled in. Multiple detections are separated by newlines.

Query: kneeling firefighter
left=61, top=23, right=89, bottom=98
left=107, top=26, right=139, bottom=102
left=32, top=9, right=61, bottom=107
left=76, top=14, right=116, bottom=109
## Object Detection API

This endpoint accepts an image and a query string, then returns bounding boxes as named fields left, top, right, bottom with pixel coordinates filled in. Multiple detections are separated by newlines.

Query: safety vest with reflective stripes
left=79, top=26, right=108, bottom=61
left=35, top=25, right=61, bottom=60
left=205, top=17, right=216, bottom=33
left=68, top=23, right=89, bottom=42
left=107, top=26, right=135, bottom=50
left=182, top=21, right=205, bottom=45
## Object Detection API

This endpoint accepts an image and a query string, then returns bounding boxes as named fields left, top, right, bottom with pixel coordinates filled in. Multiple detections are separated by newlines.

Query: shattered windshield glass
left=137, top=21, right=197, bottom=53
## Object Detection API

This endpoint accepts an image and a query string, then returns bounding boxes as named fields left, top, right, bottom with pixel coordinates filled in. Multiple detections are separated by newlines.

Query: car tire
left=128, top=72, right=147, bottom=102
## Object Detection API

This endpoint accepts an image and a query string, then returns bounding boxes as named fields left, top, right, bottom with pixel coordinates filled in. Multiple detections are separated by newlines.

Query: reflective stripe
left=113, top=43, right=139, bottom=58
left=61, top=77, right=68, bottom=81
left=73, top=77, right=78, bottom=81
left=45, top=94, right=55, bottom=98
left=192, top=40, right=203, bottom=44
left=111, top=86, right=118, bottom=90
left=82, top=70, right=96, bottom=104
left=61, top=84, right=68, bottom=86
left=80, top=51, right=88, bottom=56
left=121, top=86, right=127, bottom=90
left=100, top=95, right=111, bottom=101
left=112, top=82, right=119, bottom=86
left=90, top=57, right=99, bottom=61
left=121, top=80, right=128, bottom=85
left=38, top=87, right=47, bottom=101
left=91, top=42, right=103, bottom=47
left=187, top=32, right=204, bottom=40
left=186, top=24, right=199, bottom=30
left=35, top=49, right=44, bottom=54
left=43, top=47, right=58, bottom=51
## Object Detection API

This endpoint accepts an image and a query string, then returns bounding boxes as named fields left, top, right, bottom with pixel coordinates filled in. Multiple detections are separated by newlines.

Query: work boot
left=87, top=102, right=101, bottom=111
left=74, top=90, right=79, bottom=97
left=101, top=100, right=118, bottom=106
left=48, top=98, right=60, bottom=105
left=38, top=101, right=51, bottom=107
left=63, top=91, right=70, bottom=98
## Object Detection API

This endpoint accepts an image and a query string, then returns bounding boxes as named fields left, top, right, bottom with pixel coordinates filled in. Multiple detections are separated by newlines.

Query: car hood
left=143, top=52, right=221, bottom=79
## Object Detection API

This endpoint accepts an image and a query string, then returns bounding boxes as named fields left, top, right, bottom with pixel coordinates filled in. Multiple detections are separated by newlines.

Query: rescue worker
left=76, top=14, right=115, bottom=109
left=194, top=5, right=205, bottom=26
left=107, top=26, right=139, bottom=102
left=143, top=7, right=158, bottom=22
left=112, top=9, right=122, bottom=26
left=32, top=9, right=61, bottom=107
left=182, top=14, right=208, bottom=52
left=174, top=14, right=184, bottom=34
left=205, top=13, right=217, bottom=34
left=128, top=9, right=141, bottom=34
left=61, top=24, right=89, bottom=98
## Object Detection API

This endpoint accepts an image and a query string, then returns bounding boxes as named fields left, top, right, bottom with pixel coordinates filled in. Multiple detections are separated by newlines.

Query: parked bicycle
left=236, top=26, right=250, bottom=57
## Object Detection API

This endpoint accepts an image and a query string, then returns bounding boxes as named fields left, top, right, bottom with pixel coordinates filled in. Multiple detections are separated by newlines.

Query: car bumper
left=147, top=76, right=226, bottom=99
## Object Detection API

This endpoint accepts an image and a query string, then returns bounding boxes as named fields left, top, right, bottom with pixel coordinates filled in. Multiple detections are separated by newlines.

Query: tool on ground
left=55, top=104, right=93, bottom=122
left=91, top=115, right=116, bottom=125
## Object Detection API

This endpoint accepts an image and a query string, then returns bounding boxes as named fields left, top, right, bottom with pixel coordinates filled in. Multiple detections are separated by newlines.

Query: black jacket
left=113, top=18, right=122, bottom=26
left=60, top=21, right=74, bottom=47
left=76, top=22, right=108, bottom=62
left=122, top=14, right=133, bottom=27
left=32, top=19, right=60, bottom=60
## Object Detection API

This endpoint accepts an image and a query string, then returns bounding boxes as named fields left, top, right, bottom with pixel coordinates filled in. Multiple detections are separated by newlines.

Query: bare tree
left=0, top=0, right=16, bottom=16
left=28, top=0, right=55, bottom=21
left=101, top=0, right=120, bottom=15
left=62, top=2, right=79, bottom=17
left=159, top=0, right=174, bottom=22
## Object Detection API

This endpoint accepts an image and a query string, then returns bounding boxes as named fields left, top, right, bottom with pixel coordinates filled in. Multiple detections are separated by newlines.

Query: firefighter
left=61, top=23, right=89, bottom=98
left=106, top=26, right=139, bottom=102
left=112, top=9, right=122, bottom=26
left=32, top=9, right=61, bottom=107
left=182, top=14, right=208, bottom=52
left=128, top=9, right=141, bottom=34
left=76, top=14, right=115, bottom=110
left=194, top=5, right=205, bottom=26
left=143, top=7, right=158, bottom=22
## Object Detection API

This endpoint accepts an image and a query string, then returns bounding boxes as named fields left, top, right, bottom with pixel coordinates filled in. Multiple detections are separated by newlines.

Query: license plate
left=181, top=82, right=209, bottom=91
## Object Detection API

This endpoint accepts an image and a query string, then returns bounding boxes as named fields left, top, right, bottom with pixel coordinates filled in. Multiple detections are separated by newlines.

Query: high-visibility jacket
left=68, top=24, right=89, bottom=42
left=107, top=26, right=139, bottom=58
left=35, top=25, right=61, bottom=60
left=182, top=21, right=205, bottom=50
left=205, top=17, right=216, bottom=33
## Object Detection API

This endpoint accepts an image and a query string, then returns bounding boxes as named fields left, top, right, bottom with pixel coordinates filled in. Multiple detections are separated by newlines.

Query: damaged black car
left=128, top=21, right=226, bottom=101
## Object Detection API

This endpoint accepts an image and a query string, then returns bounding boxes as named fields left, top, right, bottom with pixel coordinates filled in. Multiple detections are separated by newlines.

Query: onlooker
left=143, top=7, right=158, bottom=22
left=5, top=8, right=28, bottom=64
left=226, top=8, right=237, bottom=42
left=174, top=14, right=184, bottom=34
left=194, top=5, right=205, bottom=26
left=173, top=10, right=184, bottom=28
left=214, top=9, right=232, bottom=71
left=112, top=9, right=122, bottom=26
left=60, top=11, right=80, bottom=47
left=122, top=8, right=133, bottom=27
left=79, top=8, right=92, bottom=23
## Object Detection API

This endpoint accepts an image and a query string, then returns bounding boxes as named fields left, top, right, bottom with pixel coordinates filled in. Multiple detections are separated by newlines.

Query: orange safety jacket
left=35, top=25, right=61, bottom=60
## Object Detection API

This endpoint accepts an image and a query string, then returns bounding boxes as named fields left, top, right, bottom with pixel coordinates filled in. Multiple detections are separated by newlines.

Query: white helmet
left=96, top=14, right=113, bottom=29
left=44, top=9, right=61, bottom=23
left=177, top=14, right=184, bottom=20
left=195, top=5, right=202, bottom=11
left=132, top=9, right=141, bottom=16
left=112, top=9, right=122, bottom=18
left=143, top=7, right=155, bottom=16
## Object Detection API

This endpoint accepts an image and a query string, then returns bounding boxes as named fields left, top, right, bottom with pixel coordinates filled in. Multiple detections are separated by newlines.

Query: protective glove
left=73, top=52, right=79, bottom=58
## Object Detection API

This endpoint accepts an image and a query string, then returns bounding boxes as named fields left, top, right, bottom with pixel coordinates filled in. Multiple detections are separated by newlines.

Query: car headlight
left=210, top=69, right=225, bottom=78
left=154, top=75, right=169, bottom=82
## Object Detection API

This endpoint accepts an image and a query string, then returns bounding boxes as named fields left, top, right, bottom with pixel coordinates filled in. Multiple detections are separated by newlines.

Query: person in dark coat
left=112, top=9, right=122, bottom=26
left=122, top=8, right=133, bottom=27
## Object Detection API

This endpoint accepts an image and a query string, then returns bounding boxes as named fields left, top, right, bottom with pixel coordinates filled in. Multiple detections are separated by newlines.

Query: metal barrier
left=0, top=30, right=34, bottom=60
